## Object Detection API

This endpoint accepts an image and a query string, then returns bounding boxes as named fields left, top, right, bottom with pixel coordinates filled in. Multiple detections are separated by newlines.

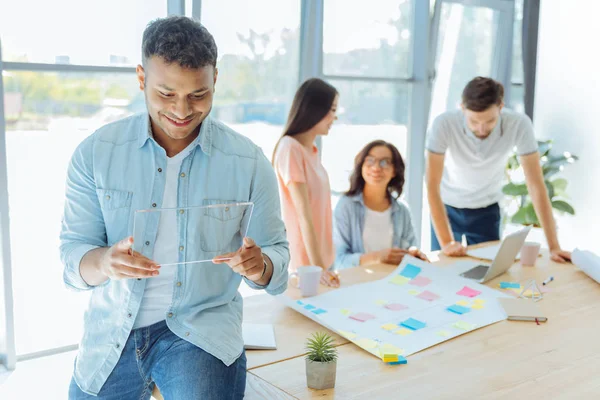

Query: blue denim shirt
left=333, top=194, right=416, bottom=270
left=60, top=113, right=289, bottom=395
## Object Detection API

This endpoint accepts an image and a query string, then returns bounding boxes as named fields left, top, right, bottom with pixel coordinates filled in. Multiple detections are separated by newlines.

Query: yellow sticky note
left=375, top=299, right=388, bottom=306
left=390, top=276, right=410, bottom=286
left=340, top=309, right=351, bottom=316
left=456, top=300, right=469, bottom=306
left=381, top=323, right=398, bottom=331
left=408, top=289, right=420, bottom=295
left=453, top=321, right=476, bottom=331
left=378, top=343, right=404, bottom=356
left=394, top=328, right=413, bottom=336
left=338, top=330, right=357, bottom=339
left=437, top=330, right=451, bottom=337
left=471, top=303, right=484, bottom=310
left=473, top=299, right=486, bottom=304
left=354, top=338, right=378, bottom=349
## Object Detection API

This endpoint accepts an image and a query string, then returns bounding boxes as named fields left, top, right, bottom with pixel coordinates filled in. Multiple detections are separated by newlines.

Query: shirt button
left=179, top=246, right=184, bottom=251
left=158, top=168, right=162, bottom=172
left=180, top=172, right=186, bottom=178
left=225, top=207, right=230, bottom=212
left=185, top=332, right=190, bottom=337
left=168, top=313, right=173, bottom=318
left=179, top=209, right=184, bottom=214
left=127, top=313, right=132, bottom=318
left=106, top=195, right=111, bottom=200
left=116, top=343, right=120, bottom=349
left=152, top=203, right=157, bottom=208
left=176, top=282, right=182, bottom=287
left=145, top=241, right=150, bottom=246
left=137, top=278, right=142, bottom=281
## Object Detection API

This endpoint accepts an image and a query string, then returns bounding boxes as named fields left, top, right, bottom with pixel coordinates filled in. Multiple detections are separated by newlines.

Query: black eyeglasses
left=364, top=156, right=393, bottom=169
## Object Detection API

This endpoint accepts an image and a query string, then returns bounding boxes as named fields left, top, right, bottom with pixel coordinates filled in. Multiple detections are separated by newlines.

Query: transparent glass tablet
left=132, top=202, right=254, bottom=266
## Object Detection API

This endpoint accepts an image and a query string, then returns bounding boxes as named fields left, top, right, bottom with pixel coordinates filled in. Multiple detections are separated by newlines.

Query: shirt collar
left=137, top=114, right=213, bottom=156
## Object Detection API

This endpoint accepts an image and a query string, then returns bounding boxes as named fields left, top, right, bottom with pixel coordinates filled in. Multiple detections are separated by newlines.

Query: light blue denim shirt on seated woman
left=59, top=112, right=289, bottom=395
left=333, top=193, right=416, bottom=270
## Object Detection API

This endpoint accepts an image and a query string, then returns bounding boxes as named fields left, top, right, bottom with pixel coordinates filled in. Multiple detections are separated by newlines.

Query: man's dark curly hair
left=142, top=16, right=218, bottom=69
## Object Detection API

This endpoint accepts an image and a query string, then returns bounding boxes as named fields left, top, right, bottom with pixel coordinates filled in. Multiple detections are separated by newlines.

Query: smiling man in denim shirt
left=60, top=16, right=289, bottom=399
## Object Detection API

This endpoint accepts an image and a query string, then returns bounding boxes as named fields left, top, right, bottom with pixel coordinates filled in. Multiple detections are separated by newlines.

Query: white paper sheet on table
left=572, top=249, right=600, bottom=284
left=467, top=244, right=521, bottom=261
left=242, top=323, right=277, bottom=350
left=279, top=256, right=510, bottom=360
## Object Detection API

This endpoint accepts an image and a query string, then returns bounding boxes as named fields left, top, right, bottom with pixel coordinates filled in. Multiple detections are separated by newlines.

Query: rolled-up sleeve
left=243, top=149, right=290, bottom=295
left=426, top=115, right=449, bottom=155
left=333, top=197, right=361, bottom=270
left=60, top=135, right=107, bottom=291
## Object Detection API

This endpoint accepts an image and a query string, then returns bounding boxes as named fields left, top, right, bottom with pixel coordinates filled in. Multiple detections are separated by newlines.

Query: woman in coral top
left=273, top=78, right=340, bottom=287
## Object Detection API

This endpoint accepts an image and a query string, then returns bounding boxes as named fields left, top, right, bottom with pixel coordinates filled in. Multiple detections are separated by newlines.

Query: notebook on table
left=498, top=298, right=548, bottom=322
left=242, top=323, right=277, bottom=350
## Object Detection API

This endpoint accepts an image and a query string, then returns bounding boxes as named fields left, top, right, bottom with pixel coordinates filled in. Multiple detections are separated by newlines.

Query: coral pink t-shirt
left=274, top=136, right=334, bottom=272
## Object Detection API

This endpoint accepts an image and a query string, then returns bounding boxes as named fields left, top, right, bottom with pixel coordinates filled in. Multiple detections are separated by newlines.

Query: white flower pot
left=305, top=359, right=337, bottom=390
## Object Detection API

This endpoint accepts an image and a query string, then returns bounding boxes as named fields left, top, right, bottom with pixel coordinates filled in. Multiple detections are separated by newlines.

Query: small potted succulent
left=305, top=332, right=338, bottom=390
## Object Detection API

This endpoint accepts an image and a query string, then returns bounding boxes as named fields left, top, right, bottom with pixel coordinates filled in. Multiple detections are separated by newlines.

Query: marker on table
left=542, top=276, right=554, bottom=285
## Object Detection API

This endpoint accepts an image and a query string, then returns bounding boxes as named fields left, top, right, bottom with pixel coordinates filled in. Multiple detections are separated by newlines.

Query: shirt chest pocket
left=96, top=189, right=133, bottom=246
left=195, top=199, right=249, bottom=254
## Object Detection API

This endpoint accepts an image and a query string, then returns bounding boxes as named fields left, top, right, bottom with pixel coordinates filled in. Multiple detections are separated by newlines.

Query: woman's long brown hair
left=272, top=78, right=338, bottom=163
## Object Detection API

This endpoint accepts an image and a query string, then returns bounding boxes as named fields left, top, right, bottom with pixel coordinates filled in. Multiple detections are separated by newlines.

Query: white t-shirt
left=362, top=207, right=394, bottom=253
left=426, top=109, right=538, bottom=209
left=133, top=143, right=195, bottom=329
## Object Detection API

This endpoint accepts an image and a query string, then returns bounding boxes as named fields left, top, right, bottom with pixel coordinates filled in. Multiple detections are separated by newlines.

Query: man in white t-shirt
left=426, top=77, right=571, bottom=263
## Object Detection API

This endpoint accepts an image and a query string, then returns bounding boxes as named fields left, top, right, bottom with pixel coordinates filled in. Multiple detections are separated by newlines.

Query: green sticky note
left=390, top=276, right=410, bottom=286
left=375, top=299, right=388, bottom=305
left=453, top=321, right=477, bottom=331
left=381, top=323, right=398, bottom=331
left=394, top=328, right=413, bottom=336
left=408, top=289, right=420, bottom=296
left=437, top=330, right=451, bottom=337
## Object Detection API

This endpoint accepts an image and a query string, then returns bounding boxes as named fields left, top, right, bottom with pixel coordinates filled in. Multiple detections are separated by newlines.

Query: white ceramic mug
left=521, top=242, right=541, bottom=266
left=289, top=266, right=321, bottom=296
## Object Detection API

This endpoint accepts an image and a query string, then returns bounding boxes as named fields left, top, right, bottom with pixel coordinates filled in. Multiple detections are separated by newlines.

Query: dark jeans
left=69, top=320, right=247, bottom=399
left=431, top=203, right=501, bottom=251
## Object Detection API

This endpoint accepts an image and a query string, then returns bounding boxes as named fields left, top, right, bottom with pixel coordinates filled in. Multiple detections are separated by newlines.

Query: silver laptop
left=460, top=226, right=531, bottom=283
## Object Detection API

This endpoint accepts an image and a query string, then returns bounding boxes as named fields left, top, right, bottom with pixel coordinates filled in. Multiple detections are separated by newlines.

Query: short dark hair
left=345, top=140, right=406, bottom=200
left=462, top=77, right=504, bottom=112
left=142, top=16, right=217, bottom=69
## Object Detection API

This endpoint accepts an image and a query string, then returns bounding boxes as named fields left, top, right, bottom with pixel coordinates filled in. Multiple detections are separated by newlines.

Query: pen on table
left=542, top=276, right=554, bottom=285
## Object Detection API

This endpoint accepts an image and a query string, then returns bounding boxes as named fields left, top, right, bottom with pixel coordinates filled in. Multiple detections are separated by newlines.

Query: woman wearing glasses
left=333, top=140, right=428, bottom=270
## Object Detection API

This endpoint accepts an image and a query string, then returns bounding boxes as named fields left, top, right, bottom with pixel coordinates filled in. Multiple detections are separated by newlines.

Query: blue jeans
left=431, top=203, right=501, bottom=251
left=69, top=320, right=247, bottom=399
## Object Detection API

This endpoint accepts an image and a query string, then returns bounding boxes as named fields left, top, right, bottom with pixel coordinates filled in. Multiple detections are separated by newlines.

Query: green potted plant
left=502, top=139, right=578, bottom=226
left=305, top=331, right=338, bottom=390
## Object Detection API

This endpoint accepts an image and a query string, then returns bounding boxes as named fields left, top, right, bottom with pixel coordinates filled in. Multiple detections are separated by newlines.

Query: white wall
left=534, top=1, right=600, bottom=252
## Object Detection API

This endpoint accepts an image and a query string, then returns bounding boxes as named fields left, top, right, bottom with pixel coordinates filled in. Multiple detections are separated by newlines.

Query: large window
left=4, top=71, right=139, bottom=355
left=0, top=0, right=165, bottom=66
left=201, top=0, right=301, bottom=160
left=322, top=0, right=412, bottom=202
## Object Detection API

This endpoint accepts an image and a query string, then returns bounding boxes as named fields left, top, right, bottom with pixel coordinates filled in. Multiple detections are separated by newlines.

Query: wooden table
left=248, top=249, right=600, bottom=399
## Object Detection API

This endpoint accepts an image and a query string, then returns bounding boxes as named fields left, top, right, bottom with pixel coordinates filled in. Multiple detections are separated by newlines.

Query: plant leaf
left=511, top=207, right=529, bottom=225
left=537, top=140, right=552, bottom=157
left=502, top=182, right=528, bottom=196
left=552, top=178, right=568, bottom=194
left=544, top=180, right=555, bottom=200
left=552, top=200, right=575, bottom=215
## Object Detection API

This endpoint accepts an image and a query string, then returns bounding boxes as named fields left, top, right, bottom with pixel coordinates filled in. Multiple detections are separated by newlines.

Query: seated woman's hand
left=408, top=247, right=429, bottom=262
left=320, top=269, right=340, bottom=288
left=377, top=248, right=408, bottom=265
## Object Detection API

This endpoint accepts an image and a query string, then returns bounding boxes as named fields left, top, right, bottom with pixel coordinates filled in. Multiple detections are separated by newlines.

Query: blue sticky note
left=500, top=282, right=521, bottom=289
left=296, top=300, right=304, bottom=305
left=304, top=304, right=316, bottom=310
left=312, top=308, right=327, bottom=315
left=400, top=318, right=426, bottom=330
left=387, top=356, right=408, bottom=365
left=447, top=304, right=471, bottom=315
left=400, top=264, right=422, bottom=279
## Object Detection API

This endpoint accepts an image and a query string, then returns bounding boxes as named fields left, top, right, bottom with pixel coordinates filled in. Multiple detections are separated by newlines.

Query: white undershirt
left=362, top=207, right=394, bottom=253
left=133, top=143, right=194, bottom=329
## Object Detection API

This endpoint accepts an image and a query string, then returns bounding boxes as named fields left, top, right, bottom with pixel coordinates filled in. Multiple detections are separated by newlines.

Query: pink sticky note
left=457, top=286, right=482, bottom=298
left=385, top=303, right=408, bottom=311
left=349, top=312, right=376, bottom=322
left=409, top=276, right=432, bottom=287
left=416, top=290, right=440, bottom=302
